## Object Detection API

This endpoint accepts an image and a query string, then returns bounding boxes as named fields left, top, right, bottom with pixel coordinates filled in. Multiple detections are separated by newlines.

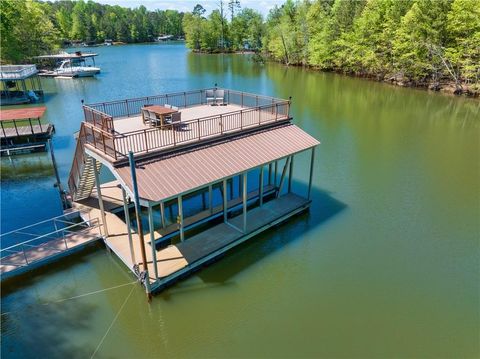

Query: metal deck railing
left=0, top=65, right=38, bottom=79
left=0, top=211, right=102, bottom=272
left=68, top=88, right=291, bottom=199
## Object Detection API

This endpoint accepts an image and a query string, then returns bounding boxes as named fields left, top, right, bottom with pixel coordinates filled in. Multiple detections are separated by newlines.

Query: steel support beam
left=288, top=155, right=294, bottom=193
left=243, top=172, right=248, bottom=233
left=148, top=205, right=159, bottom=279
left=276, top=157, right=291, bottom=198
left=92, top=158, right=109, bottom=237
left=223, top=179, right=228, bottom=223
left=208, top=184, right=213, bottom=214
left=308, top=147, right=316, bottom=199
left=122, top=187, right=136, bottom=264
left=128, top=152, right=151, bottom=299
left=259, top=166, right=264, bottom=207
left=178, top=195, right=184, bottom=241
left=160, top=202, right=166, bottom=229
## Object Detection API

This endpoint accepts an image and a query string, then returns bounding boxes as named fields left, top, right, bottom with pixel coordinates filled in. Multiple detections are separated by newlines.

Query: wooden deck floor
left=176, top=193, right=309, bottom=263
left=72, top=176, right=309, bottom=291
left=0, top=225, right=101, bottom=278
left=0, top=124, right=53, bottom=139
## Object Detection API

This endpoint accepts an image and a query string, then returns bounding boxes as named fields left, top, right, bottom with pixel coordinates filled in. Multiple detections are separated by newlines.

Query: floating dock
left=0, top=106, right=54, bottom=155
left=65, top=88, right=320, bottom=296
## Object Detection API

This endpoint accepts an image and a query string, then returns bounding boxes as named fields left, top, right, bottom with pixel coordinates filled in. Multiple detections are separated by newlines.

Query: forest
left=0, top=0, right=184, bottom=62
left=183, top=0, right=479, bottom=94
left=0, top=0, right=478, bottom=94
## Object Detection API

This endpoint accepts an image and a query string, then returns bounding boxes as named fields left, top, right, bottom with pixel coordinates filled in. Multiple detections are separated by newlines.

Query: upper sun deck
left=78, top=88, right=291, bottom=164
left=0, top=65, right=38, bottom=80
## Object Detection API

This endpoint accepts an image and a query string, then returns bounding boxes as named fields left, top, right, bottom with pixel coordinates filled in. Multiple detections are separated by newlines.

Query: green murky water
left=1, top=44, right=479, bottom=358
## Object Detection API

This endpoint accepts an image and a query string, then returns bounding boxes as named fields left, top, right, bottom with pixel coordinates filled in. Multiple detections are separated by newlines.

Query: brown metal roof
left=115, top=124, right=320, bottom=203
left=0, top=107, right=46, bottom=121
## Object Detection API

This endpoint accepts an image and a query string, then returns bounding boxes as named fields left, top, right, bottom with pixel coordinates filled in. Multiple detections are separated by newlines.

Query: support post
left=274, top=161, right=278, bottom=187
left=288, top=155, right=294, bottom=193
left=223, top=179, right=228, bottom=223
left=178, top=195, right=184, bottom=241
left=268, top=163, right=272, bottom=186
left=122, top=187, right=136, bottom=264
left=238, top=174, right=243, bottom=197
left=243, top=173, right=248, bottom=233
left=259, top=166, right=264, bottom=207
left=148, top=205, right=159, bottom=279
left=128, top=151, right=151, bottom=301
left=160, top=202, right=166, bottom=229
left=229, top=179, right=234, bottom=200
left=208, top=184, right=213, bottom=214
left=276, top=157, right=291, bottom=198
left=308, top=147, right=316, bottom=200
left=92, top=157, right=108, bottom=237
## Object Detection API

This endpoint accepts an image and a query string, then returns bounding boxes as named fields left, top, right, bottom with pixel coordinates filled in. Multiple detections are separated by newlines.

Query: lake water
left=1, top=44, right=479, bottom=358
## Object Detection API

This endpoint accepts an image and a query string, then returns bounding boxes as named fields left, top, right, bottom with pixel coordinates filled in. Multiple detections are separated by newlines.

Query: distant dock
left=0, top=106, right=54, bottom=155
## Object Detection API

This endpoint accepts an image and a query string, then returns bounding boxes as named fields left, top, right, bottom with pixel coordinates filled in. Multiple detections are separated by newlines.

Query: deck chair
left=206, top=89, right=216, bottom=105
left=164, top=104, right=172, bottom=108
left=141, top=109, right=150, bottom=124
left=147, top=110, right=161, bottom=127
left=171, top=105, right=179, bottom=111
left=215, top=89, right=225, bottom=105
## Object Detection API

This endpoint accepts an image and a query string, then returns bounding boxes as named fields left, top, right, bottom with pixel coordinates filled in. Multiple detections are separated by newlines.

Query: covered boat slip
left=0, top=65, right=44, bottom=106
left=68, top=88, right=320, bottom=294
left=0, top=106, right=54, bottom=154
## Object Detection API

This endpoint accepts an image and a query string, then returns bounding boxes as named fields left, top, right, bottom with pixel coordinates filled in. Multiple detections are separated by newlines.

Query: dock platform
left=66, top=88, right=320, bottom=296
left=0, top=211, right=103, bottom=281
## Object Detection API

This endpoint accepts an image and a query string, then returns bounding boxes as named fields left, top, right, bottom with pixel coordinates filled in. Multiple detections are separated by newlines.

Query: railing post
left=22, top=245, right=29, bottom=265
left=241, top=92, right=244, bottom=107
left=275, top=103, right=278, bottom=121
left=198, top=119, right=201, bottom=140
left=112, top=135, right=117, bottom=160
left=258, top=107, right=261, bottom=125
left=240, top=110, right=243, bottom=130
left=102, top=132, right=106, bottom=153
left=220, top=114, right=223, bottom=135
left=144, top=130, right=148, bottom=153
left=184, top=92, right=187, bottom=108
left=126, top=99, right=130, bottom=117
left=288, top=96, right=292, bottom=118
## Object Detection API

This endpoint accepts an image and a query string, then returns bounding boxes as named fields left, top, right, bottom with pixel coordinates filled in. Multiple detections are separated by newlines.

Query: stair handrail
left=67, top=123, right=87, bottom=196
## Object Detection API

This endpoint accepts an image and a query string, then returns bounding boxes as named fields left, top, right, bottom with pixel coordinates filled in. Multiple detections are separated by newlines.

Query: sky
left=88, top=0, right=285, bottom=16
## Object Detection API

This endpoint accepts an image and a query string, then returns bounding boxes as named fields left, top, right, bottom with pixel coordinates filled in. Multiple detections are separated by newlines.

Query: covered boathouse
left=68, top=88, right=320, bottom=295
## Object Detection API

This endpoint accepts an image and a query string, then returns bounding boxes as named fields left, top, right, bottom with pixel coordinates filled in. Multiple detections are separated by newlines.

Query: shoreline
left=188, top=50, right=478, bottom=98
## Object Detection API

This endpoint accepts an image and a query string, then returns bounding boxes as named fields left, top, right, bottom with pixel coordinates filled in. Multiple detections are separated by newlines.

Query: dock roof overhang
left=0, top=106, right=46, bottom=121
left=113, top=123, right=320, bottom=204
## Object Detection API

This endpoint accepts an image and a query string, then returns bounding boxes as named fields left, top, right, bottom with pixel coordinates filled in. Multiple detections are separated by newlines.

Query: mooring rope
left=90, top=284, right=136, bottom=359
left=0, top=280, right=137, bottom=316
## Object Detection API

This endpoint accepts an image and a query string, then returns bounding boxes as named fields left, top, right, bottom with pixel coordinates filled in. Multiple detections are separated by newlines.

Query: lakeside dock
left=2, top=88, right=320, bottom=297
left=0, top=106, right=54, bottom=155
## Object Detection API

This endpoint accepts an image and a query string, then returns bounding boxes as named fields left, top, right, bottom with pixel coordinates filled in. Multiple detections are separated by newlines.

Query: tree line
left=183, top=0, right=479, bottom=94
left=1, top=0, right=184, bottom=63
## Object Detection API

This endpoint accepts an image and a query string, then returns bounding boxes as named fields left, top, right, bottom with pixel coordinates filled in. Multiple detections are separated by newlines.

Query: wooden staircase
left=68, top=123, right=102, bottom=201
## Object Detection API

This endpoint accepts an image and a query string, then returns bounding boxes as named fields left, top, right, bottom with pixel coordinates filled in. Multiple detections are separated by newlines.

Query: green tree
left=446, top=0, right=480, bottom=89
left=0, top=0, right=59, bottom=63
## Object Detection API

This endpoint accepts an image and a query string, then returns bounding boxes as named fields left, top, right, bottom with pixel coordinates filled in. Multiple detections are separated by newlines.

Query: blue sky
left=90, top=0, right=285, bottom=16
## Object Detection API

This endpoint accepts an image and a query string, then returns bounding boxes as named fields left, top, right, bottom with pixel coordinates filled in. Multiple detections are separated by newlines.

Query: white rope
left=49, top=281, right=136, bottom=304
left=0, top=280, right=137, bottom=316
left=90, top=284, right=136, bottom=359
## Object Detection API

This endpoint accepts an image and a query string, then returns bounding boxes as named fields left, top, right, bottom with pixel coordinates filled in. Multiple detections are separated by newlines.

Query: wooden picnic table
left=142, top=105, right=178, bottom=126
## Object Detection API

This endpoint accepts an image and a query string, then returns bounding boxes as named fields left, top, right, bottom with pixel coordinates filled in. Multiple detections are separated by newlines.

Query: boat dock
left=0, top=65, right=44, bottom=105
left=0, top=211, right=103, bottom=281
left=66, top=88, right=320, bottom=296
left=0, top=106, right=54, bottom=154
